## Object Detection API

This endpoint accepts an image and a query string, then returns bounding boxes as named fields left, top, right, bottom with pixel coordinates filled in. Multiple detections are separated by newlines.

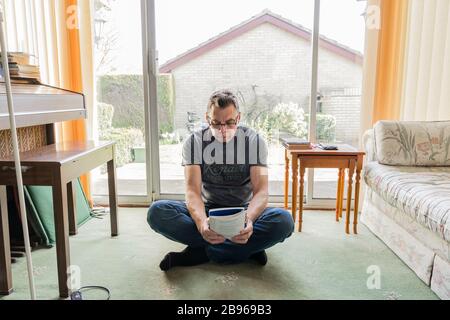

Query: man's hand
left=199, top=219, right=226, bottom=245
left=231, top=219, right=253, bottom=244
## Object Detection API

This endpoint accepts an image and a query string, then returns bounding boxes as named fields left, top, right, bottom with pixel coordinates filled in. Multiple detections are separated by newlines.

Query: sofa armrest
left=363, top=129, right=377, bottom=163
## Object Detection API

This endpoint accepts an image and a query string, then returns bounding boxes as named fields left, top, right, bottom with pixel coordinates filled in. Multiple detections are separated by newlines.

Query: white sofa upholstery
left=361, top=120, right=450, bottom=300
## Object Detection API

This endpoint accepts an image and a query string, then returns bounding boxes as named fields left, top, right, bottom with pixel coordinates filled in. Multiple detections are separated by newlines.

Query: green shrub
left=157, top=74, right=175, bottom=135
left=97, top=75, right=145, bottom=132
left=160, top=131, right=182, bottom=145
left=97, top=102, right=114, bottom=133
left=305, top=113, right=337, bottom=142
left=249, top=102, right=308, bottom=142
left=316, top=113, right=336, bottom=142
left=158, top=120, right=173, bottom=136
left=97, top=74, right=176, bottom=136
left=97, top=102, right=144, bottom=169
left=100, top=127, right=144, bottom=168
left=244, top=100, right=336, bottom=144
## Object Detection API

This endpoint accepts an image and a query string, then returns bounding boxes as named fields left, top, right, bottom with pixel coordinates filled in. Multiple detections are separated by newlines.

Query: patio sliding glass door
left=144, top=0, right=365, bottom=208
left=91, top=0, right=150, bottom=204
left=151, top=0, right=314, bottom=202
left=309, top=0, right=366, bottom=208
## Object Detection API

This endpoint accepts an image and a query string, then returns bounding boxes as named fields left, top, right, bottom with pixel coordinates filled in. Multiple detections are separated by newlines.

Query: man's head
left=205, top=89, right=241, bottom=143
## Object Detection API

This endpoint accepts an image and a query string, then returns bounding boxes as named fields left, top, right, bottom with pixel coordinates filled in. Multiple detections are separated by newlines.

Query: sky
left=102, top=0, right=367, bottom=75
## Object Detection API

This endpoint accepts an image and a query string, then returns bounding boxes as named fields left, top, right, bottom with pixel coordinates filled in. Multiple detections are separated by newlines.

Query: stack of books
left=280, top=137, right=313, bottom=150
left=0, top=52, right=41, bottom=83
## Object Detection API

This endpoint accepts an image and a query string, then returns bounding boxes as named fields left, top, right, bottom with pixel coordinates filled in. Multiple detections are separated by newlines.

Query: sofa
left=361, top=120, right=450, bottom=300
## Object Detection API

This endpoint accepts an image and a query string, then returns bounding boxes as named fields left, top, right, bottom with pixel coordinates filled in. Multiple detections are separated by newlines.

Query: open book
left=208, top=207, right=246, bottom=240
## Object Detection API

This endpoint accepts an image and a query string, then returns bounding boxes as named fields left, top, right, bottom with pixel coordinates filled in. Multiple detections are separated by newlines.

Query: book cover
left=280, top=137, right=312, bottom=149
left=208, top=207, right=246, bottom=239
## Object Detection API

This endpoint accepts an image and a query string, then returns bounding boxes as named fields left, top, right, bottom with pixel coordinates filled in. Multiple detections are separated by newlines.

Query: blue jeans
left=147, top=200, right=295, bottom=264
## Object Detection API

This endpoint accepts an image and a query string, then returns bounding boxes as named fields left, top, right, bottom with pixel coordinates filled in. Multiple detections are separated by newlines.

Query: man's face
left=205, top=104, right=240, bottom=143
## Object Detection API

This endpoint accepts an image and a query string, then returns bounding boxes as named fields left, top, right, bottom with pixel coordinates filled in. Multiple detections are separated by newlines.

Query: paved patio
left=92, top=143, right=348, bottom=199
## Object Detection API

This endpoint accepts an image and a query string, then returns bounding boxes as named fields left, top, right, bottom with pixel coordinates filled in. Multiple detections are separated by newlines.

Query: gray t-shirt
left=182, top=125, right=268, bottom=208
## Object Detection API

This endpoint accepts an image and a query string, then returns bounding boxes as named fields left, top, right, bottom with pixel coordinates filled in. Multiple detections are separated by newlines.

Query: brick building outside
left=159, top=9, right=363, bottom=147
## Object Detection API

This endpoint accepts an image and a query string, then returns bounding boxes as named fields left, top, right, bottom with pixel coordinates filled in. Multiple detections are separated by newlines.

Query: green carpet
left=0, top=208, right=438, bottom=300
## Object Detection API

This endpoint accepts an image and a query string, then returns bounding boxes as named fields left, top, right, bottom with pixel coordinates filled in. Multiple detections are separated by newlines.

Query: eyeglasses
left=207, top=116, right=238, bottom=129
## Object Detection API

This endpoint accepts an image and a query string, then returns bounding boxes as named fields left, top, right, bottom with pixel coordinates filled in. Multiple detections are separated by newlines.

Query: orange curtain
left=59, top=0, right=91, bottom=204
left=372, top=0, right=409, bottom=123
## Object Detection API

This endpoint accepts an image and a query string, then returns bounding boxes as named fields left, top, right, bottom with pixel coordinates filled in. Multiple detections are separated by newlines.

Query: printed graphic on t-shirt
left=182, top=126, right=268, bottom=207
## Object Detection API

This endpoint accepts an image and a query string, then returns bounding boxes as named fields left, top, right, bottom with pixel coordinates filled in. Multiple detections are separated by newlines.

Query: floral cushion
left=374, top=120, right=450, bottom=166
left=364, top=161, right=450, bottom=243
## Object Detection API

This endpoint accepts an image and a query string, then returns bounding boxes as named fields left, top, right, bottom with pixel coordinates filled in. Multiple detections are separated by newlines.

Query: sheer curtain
left=360, top=0, right=381, bottom=137
left=2, top=0, right=95, bottom=201
left=400, top=0, right=450, bottom=121
left=360, top=0, right=450, bottom=136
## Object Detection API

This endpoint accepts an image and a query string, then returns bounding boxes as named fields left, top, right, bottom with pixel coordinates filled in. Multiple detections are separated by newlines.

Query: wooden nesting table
left=283, top=144, right=365, bottom=234
left=0, top=141, right=118, bottom=298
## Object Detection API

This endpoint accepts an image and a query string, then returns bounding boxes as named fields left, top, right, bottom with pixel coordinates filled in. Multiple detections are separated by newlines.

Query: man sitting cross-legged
left=147, top=89, right=294, bottom=271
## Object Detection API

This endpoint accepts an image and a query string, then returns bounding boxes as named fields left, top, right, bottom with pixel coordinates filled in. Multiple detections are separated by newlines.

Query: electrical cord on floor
left=68, top=208, right=111, bottom=299
left=90, top=207, right=108, bottom=219
left=70, top=286, right=111, bottom=300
